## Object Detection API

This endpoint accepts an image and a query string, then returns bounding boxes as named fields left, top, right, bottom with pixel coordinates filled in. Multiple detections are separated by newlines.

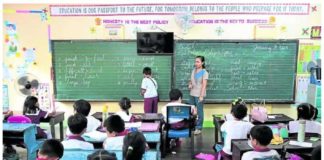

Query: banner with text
left=50, top=3, right=309, bottom=16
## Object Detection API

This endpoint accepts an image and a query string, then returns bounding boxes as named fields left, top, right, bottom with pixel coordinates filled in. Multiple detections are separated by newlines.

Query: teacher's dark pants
left=144, top=96, right=158, bottom=113
left=189, top=96, right=204, bottom=130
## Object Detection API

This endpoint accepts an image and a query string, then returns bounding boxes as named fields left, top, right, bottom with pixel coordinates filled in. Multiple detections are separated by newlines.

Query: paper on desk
left=83, top=131, right=107, bottom=141
left=268, top=115, right=276, bottom=119
left=125, top=122, right=142, bottom=128
left=289, top=140, right=312, bottom=147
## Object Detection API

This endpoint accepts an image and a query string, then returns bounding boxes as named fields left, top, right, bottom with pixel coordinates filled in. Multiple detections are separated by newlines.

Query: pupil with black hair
left=116, top=97, right=135, bottom=122
left=103, top=115, right=126, bottom=150
left=220, top=102, right=254, bottom=159
left=288, top=103, right=321, bottom=135
left=242, top=125, right=280, bottom=160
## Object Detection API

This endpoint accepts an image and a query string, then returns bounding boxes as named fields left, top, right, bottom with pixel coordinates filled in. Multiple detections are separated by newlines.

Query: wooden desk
left=212, top=114, right=294, bottom=143
left=41, top=112, right=65, bottom=141
left=92, top=112, right=164, bottom=122
left=85, top=122, right=161, bottom=149
left=231, top=138, right=321, bottom=160
left=3, top=123, right=43, bottom=160
left=252, top=114, right=294, bottom=125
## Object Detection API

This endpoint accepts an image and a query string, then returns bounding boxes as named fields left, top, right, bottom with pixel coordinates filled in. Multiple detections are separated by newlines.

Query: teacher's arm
left=188, top=80, right=193, bottom=89
left=199, top=79, right=207, bottom=102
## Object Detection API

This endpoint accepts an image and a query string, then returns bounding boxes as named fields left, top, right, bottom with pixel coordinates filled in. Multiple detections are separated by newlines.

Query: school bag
left=251, top=100, right=268, bottom=123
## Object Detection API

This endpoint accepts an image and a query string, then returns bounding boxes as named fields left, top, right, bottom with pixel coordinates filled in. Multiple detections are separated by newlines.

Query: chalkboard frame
left=173, top=39, right=299, bottom=104
left=51, top=40, right=173, bottom=102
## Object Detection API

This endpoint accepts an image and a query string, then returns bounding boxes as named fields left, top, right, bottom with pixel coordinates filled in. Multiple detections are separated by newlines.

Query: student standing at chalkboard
left=141, top=67, right=159, bottom=113
left=188, top=56, right=208, bottom=135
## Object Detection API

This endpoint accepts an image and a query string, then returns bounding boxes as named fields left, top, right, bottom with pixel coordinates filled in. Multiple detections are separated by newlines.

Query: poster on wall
left=36, top=83, right=53, bottom=111
left=3, top=85, right=10, bottom=112
left=297, top=43, right=321, bottom=74
left=295, top=75, right=310, bottom=103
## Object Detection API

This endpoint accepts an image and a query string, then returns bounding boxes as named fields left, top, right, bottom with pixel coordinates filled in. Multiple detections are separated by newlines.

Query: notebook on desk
left=139, top=123, right=160, bottom=132
left=142, top=113, right=162, bottom=120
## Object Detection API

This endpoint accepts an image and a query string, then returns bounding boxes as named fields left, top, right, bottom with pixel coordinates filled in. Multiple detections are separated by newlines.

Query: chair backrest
left=61, top=149, right=159, bottom=160
left=7, top=115, right=32, bottom=123
left=166, top=105, right=191, bottom=123
left=253, top=156, right=280, bottom=160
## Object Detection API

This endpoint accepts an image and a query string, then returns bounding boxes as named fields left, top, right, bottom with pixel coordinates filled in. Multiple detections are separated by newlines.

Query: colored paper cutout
left=311, top=26, right=321, bottom=39
left=90, top=27, right=96, bottom=33
left=95, top=18, right=102, bottom=26
left=311, top=6, right=317, bottom=12
left=269, top=16, right=276, bottom=24
left=280, top=26, right=287, bottom=32
left=302, top=27, right=309, bottom=35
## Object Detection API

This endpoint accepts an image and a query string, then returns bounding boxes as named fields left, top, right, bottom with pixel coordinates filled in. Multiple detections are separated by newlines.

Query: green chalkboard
left=174, top=40, right=298, bottom=103
left=52, top=40, right=172, bottom=101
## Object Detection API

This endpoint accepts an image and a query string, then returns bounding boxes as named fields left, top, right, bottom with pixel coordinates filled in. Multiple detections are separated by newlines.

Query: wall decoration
left=90, top=26, right=96, bottom=33
left=4, top=8, right=50, bottom=21
left=4, top=21, right=19, bottom=56
left=24, top=48, right=36, bottom=64
left=296, top=75, right=310, bottom=103
left=297, top=44, right=321, bottom=74
left=302, top=27, right=310, bottom=36
left=254, top=24, right=278, bottom=39
left=280, top=26, right=287, bottom=32
left=215, top=26, right=224, bottom=36
left=36, top=83, right=53, bottom=111
left=16, top=64, right=28, bottom=76
left=95, top=17, right=102, bottom=26
left=3, top=64, right=12, bottom=81
left=50, top=4, right=310, bottom=16
left=311, top=26, right=321, bottom=39
left=269, top=16, right=276, bottom=24
left=311, top=5, right=317, bottom=12
left=3, top=85, right=10, bottom=112
left=175, top=12, right=193, bottom=34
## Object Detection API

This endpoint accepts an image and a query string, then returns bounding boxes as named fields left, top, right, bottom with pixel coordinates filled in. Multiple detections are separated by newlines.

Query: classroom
left=2, top=1, right=322, bottom=160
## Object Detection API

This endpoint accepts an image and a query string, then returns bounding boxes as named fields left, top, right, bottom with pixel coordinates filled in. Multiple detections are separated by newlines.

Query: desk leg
left=51, top=124, right=56, bottom=139
left=214, top=125, right=218, bottom=144
left=60, top=121, right=64, bottom=141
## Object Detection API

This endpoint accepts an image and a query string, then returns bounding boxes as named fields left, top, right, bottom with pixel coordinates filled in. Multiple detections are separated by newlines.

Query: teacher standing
left=188, top=56, right=208, bottom=135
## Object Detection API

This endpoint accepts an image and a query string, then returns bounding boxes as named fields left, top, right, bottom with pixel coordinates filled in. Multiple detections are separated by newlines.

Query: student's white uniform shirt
left=66, top=116, right=101, bottom=136
left=221, top=120, right=254, bottom=155
left=62, top=139, right=94, bottom=150
left=288, top=120, right=321, bottom=134
left=141, top=77, right=158, bottom=98
left=103, top=136, right=125, bottom=150
left=241, top=150, right=280, bottom=160
left=116, top=111, right=132, bottom=122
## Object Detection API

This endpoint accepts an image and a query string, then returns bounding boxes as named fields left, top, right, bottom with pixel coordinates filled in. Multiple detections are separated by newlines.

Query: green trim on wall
left=203, top=121, right=214, bottom=128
